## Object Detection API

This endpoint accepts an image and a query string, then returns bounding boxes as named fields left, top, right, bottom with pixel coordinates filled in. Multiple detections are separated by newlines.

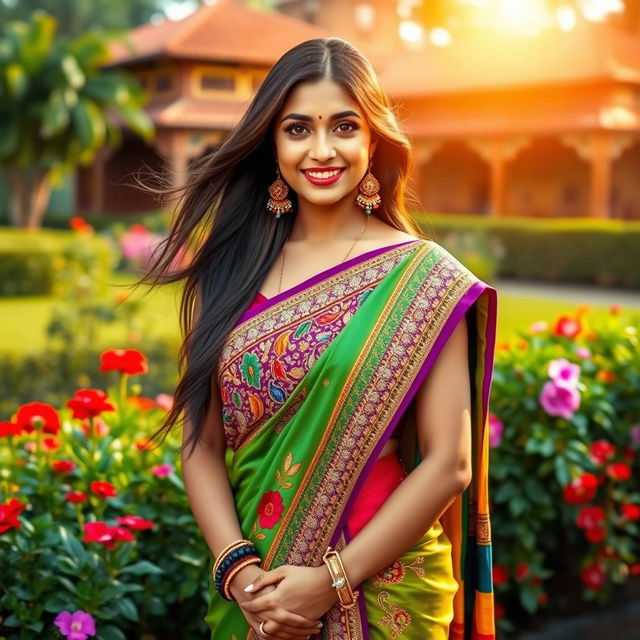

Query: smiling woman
left=132, top=37, right=498, bottom=640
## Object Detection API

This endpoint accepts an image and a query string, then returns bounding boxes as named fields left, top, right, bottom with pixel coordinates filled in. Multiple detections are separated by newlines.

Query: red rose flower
left=585, top=526, right=606, bottom=543
left=15, top=402, right=61, bottom=435
left=83, top=522, right=116, bottom=549
left=51, top=460, right=76, bottom=474
left=0, top=421, right=22, bottom=438
left=492, top=565, right=509, bottom=586
left=576, top=506, right=605, bottom=530
left=515, top=563, right=529, bottom=581
left=65, top=491, right=88, bottom=503
left=589, top=440, right=616, bottom=465
left=116, top=515, right=154, bottom=530
left=67, top=389, right=115, bottom=420
left=553, top=316, right=581, bottom=339
left=562, top=473, right=598, bottom=504
left=90, top=481, right=118, bottom=499
left=621, top=504, right=640, bottom=521
left=0, top=498, right=27, bottom=534
left=111, top=526, right=135, bottom=542
left=581, top=562, right=605, bottom=591
left=100, top=349, right=148, bottom=376
left=257, top=491, right=284, bottom=529
left=606, top=462, right=632, bottom=481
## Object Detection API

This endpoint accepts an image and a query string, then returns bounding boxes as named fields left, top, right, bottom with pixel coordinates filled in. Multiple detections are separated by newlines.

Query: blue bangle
left=214, top=544, right=259, bottom=592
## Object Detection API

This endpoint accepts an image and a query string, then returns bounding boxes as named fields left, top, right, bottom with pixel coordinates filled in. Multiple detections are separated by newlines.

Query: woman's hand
left=229, top=564, right=323, bottom=639
left=240, top=565, right=338, bottom=631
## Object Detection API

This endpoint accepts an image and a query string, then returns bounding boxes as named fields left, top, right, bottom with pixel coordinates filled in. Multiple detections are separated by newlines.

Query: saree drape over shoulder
left=205, top=239, right=498, bottom=640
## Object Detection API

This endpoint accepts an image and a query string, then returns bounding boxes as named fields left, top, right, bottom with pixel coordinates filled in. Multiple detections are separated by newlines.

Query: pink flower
left=575, top=346, right=591, bottom=359
left=539, top=380, right=581, bottom=419
left=155, top=393, right=174, bottom=411
left=529, top=321, right=548, bottom=335
left=151, top=463, right=174, bottom=477
left=547, top=358, right=580, bottom=389
left=54, top=610, right=96, bottom=639
left=488, top=413, right=504, bottom=448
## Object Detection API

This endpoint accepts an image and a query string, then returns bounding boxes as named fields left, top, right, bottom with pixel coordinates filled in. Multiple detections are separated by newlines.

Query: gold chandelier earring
left=356, top=157, right=382, bottom=215
left=266, top=166, right=293, bottom=219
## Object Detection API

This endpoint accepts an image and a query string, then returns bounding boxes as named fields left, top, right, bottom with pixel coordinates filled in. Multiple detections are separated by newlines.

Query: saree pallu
left=206, top=239, right=498, bottom=640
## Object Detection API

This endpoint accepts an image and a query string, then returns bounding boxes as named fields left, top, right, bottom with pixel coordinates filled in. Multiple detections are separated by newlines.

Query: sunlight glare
left=556, top=5, right=577, bottom=31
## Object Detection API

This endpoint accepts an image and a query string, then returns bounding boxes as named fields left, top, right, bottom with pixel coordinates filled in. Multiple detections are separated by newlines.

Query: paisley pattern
left=217, top=243, right=421, bottom=450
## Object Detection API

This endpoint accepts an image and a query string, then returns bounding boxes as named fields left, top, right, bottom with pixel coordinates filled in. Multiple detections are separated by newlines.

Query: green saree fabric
left=206, top=239, right=498, bottom=640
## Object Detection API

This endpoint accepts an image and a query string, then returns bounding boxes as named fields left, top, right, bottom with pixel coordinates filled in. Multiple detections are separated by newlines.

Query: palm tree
left=0, top=10, right=154, bottom=228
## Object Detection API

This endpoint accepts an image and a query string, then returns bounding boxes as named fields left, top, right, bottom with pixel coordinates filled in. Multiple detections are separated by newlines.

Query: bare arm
left=340, top=314, right=472, bottom=585
left=180, top=288, right=322, bottom=638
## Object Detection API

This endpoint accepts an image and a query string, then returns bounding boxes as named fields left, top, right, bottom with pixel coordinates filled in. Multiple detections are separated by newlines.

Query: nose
left=308, top=130, right=336, bottom=162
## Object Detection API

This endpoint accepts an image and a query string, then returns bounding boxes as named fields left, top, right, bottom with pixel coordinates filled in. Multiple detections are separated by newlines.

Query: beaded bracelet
left=222, top=555, right=262, bottom=601
left=214, top=543, right=260, bottom=590
left=212, top=539, right=253, bottom=578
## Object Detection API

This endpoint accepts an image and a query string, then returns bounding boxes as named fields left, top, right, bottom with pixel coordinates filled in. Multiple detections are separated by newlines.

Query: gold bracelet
left=212, top=538, right=253, bottom=578
left=322, top=547, right=359, bottom=609
left=222, top=555, right=262, bottom=601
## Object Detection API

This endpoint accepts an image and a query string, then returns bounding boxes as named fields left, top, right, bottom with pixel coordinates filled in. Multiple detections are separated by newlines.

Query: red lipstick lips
left=301, top=166, right=346, bottom=186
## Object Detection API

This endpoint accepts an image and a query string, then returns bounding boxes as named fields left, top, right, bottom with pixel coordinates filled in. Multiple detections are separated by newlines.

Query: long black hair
left=134, top=37, right=424, bottom=460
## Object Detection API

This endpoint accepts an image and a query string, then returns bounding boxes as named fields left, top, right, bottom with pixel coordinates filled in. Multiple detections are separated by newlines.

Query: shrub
left=489, top=304, right=640, bottom=632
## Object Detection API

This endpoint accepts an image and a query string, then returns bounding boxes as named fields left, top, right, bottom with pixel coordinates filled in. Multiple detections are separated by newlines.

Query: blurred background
left=1, top=1, right=639, bottom=639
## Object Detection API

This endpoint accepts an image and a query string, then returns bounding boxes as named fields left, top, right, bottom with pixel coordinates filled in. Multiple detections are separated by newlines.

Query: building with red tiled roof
left=79, top=0, right=640, bottom=219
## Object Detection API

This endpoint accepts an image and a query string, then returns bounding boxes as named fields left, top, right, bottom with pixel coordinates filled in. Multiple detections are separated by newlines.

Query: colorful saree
left=205, top=238, right=498, bottom=640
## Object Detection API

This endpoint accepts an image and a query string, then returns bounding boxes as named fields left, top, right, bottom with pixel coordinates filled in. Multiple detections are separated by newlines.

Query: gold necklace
left=277, top=215, right=369, bottom=295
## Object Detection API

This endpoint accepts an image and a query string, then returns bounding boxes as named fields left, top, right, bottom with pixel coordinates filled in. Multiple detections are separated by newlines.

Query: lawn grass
left=1, top=273, right=638, bottom=355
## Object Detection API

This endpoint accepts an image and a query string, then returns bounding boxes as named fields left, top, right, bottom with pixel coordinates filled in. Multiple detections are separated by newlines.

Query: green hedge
left=0, top=228, right=118, bottom=297
left=415, top=214, right=640, bottom=288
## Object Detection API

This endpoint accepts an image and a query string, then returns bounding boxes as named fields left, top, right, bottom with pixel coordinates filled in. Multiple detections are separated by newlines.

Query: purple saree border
left=332, top=279, right=498, bottom=640
left=236, top=238, right=424, bottom=325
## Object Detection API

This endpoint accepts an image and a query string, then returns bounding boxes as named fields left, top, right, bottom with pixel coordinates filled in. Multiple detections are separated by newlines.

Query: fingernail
left=244, top=583, right=254, bottom=592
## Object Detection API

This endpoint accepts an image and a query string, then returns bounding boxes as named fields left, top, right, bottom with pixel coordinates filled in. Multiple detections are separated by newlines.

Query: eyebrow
left=280, top=110, right=361, bottom=123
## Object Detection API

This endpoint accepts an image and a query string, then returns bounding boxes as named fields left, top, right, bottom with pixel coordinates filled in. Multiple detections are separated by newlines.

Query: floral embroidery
left=373, top=556, right=425, bottom=587
left=254, top=452, right=302, bottom=534
left=377, top=591, right=412, bottom=638
left=257, top=491, right=284, bottom=529
left=240, top=352, right=261, bottom=388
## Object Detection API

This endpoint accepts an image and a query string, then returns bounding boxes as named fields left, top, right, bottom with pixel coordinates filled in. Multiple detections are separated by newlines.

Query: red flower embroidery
left=100, top=349, right=148, bottom=375
left=0, top=498, right=27, bottom=534
left=392, top=609, right=411, bottom=628
left=15, top=402, right=61, bottom=435
left=376, top=560, right=405, bottom=585
left=562, top=473, right=598, bottom=504
left=67, top=389, right=115, bottom=420
left=257, top=491, right=284, bottom=529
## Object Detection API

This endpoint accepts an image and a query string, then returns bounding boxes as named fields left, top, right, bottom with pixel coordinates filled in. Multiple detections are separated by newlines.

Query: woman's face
left=273, top=79, right=377, bottom=208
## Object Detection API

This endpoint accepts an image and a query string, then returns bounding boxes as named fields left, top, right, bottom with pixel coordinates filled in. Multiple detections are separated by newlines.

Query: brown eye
left=336, top=121, right=358, bottom=133
left=285, top=123, right=308, bottom=136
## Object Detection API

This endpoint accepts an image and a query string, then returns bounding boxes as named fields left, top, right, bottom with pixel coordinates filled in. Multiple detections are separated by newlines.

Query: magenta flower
left=547, top=358, right=580, bottom=390
left=539, top=380, right=581, bottom=419
left=54, top=610, right=96, bottom=640
left=488, top=413, right=504, bottom=448
left=630, top=425, right=640, bottom=444
left=151, top=463, right=174, bottom=477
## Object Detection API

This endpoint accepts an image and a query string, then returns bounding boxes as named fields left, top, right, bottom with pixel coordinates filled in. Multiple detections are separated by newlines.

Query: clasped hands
left=229, top=564, right=339, bottom=640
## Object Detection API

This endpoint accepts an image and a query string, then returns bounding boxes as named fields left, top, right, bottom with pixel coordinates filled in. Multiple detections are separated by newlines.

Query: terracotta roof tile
left=108, top=0, right=330, bottom=66
left=145, top=97, right=250, bottom=129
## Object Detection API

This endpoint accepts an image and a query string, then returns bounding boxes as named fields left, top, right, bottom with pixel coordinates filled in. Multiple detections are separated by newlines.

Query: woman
left=141, top=37, right=497, bottom=640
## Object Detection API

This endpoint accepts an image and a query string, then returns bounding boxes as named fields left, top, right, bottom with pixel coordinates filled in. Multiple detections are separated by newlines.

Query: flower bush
left=0, top=349, right=209, bottom=640
left=489, top=305, right=640, bottom=632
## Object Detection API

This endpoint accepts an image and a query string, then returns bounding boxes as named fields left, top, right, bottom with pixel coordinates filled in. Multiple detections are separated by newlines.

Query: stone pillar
left=589, top=131, right=612, bottom=218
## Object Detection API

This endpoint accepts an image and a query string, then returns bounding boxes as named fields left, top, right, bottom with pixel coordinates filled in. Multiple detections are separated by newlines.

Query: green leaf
left=113, top=597, right=138, bottom=622
left=111, top=104, right=154, bottom=141
left=71, top=98, right=106, bottom=150
left=40, top=88, right=70, bottom=138
left=58, top=525, right=88, bottom=562
left=119, top=560, right=164, bottom=576
left=97, top=624, right=126, bottom=640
